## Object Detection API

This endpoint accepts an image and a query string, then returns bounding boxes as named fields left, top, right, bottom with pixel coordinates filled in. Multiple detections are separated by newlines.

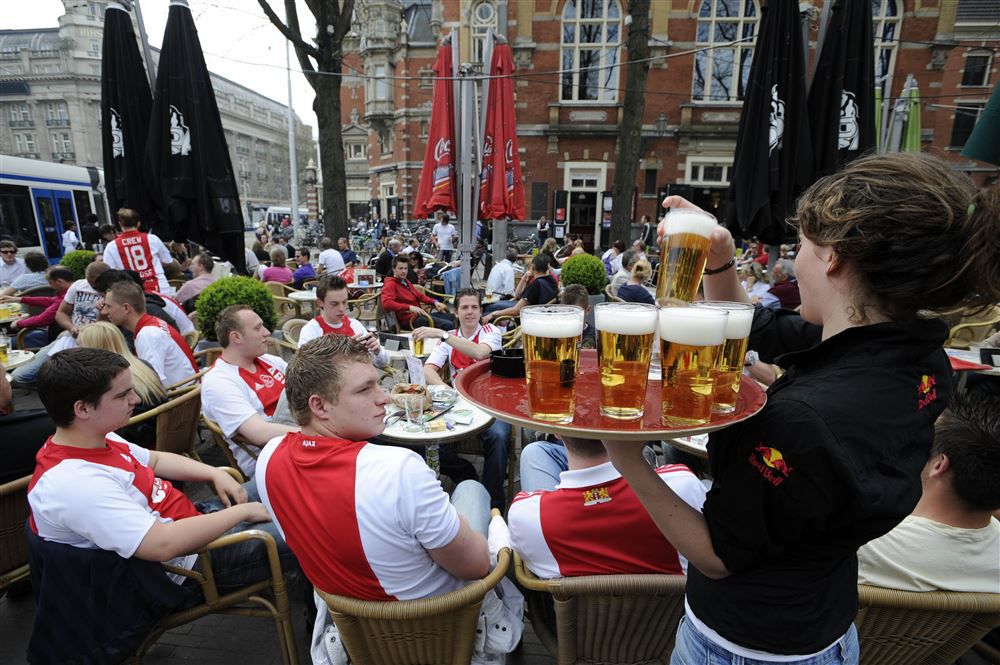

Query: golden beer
left=658, top=305, right=728, bottom=426
left=595, top=303, right=657, bottom=419
left=703, top=302, right=755, bottom=414
left=412, top=336, right=424, bottom=356
left=522, top=305, right=585, bottom=423
left=656, top=210, right=718, bottom=304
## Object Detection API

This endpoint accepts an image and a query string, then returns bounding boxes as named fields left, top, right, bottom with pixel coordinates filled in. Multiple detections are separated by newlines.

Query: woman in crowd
left=617, top=259, right=655, bottom=304
left=259, top=247, right=294, bottom=284
left=596, top=153, right=1000, bottom=664
left=251, top=240, right=270, bottom=263
left=739, top=261, right=769, bottom=303
left=407, top=251, right=428, bottom=286
left=538, top=237, right=560, bottom=271
left=77, top=322, right=167, bottom=448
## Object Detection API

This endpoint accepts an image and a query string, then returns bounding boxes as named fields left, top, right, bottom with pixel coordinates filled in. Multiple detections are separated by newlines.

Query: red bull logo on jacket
left=917, top=374, right=938, bottom=410
left=749, top=444, right=793, bottom=486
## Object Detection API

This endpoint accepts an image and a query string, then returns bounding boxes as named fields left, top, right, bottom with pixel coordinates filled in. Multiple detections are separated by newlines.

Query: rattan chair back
left=201, top=416, right=256, bottom=481
left=0, top=475, right=31, bottom=590
left=604, top=284, right=623, bottom=303
left=855, top=583, right=1000, bottom=665
left=125, top=386, right=203, bottom=457
left=945, top=305, right=1000, bottom=349
left=281, top=318, right=308, bottom=346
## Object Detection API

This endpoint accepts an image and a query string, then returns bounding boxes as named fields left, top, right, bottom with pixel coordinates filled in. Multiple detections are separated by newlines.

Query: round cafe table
left=378, top=395, right=493, bottom=475
left=3, top=349, right=35, bottom=371
left=287, top=289, right=318, bottom=316
left=348, top=282, right=383, bottom=291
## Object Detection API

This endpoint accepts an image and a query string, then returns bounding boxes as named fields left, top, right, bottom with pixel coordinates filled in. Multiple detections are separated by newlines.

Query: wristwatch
left=440, top=331, right=451, bottom=344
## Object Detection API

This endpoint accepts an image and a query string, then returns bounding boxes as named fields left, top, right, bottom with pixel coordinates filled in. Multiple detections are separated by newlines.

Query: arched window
left=693, top=0, right=759, bottom=102
left=560, top=0, right=622, bottom=102
left=471, top=1, right=498, bottom=64
left=873, top=0, right=901, bottom=96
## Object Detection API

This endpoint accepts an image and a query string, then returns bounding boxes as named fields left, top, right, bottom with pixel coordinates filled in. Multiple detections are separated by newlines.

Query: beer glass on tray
left=521, top=305, right=584, bottom=423
left=656, top=209, right=718, bottom=304
left=658, top=304, right=728, bottom=426
left=702, top=301, right=755, bottom=414
left=594, top=302, right=658, bottom=419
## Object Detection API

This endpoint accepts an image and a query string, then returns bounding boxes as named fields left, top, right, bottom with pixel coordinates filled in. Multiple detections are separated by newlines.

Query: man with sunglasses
left=0, top=241, right=27, bottom=289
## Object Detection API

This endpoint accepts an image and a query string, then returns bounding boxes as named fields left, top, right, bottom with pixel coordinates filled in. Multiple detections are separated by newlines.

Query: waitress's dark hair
left=793, top=152, right=1000, bottom=323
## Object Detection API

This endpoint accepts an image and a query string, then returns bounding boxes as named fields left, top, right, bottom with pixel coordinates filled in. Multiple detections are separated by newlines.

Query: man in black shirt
left=482, top=254, right=557, bottom=324
left=374, top=239, right=401, bottom=277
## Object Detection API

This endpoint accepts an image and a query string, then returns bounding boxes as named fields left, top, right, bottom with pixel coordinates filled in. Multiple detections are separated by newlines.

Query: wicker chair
left=604, top=284, right=623, bottom=303
left=513, top=551, right=687, bottom=664
left=201, top=416, right=257, bottom=481
left=125, top=386, right=203, bottom=458
left=301, top=278, right=319, bottom=290
left=348, top=293, right=382, bottom=332
left=281, top=318, right=308, bottom=346
left=945, top=305, right=1000, bottom=349
left=274, top=296, right=304, bottom=327
left=0, top=475, right=31, bottom=592
left=164, top=368, right=208, bottom=395
left=265, top=282, right=296, bottom=298
left=315, top=546, right=511, bottom=665
left=182, top=328, right=200, bottom=350
left=854, top=584, right=1000, bottom=665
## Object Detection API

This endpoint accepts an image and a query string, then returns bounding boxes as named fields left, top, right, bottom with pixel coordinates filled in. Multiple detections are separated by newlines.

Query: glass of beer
left=702, top=301, right=754, bottom=414
left=658, top=304, right=728, bottom=426
left=412, top=335, right=424, bottom=356
left=595, top=302, right=658, bottom=419
left=522, top=305, right=584, bottom=423
left=655, top=209, right=719, bottom=304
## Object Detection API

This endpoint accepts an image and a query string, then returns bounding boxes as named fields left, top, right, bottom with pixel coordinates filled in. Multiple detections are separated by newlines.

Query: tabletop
left=3, top=349, right=35, bottom=371
left=0, top=314, right=25, bottom=326
left=349, top=282, right=383, bottom=290
left=287, top=289, right=317, bottom=302
left=378, top=395, right=493, bottom=445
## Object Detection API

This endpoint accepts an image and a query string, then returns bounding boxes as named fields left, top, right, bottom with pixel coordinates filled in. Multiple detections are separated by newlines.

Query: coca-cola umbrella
left=413, top=45, right=458, bottom=219
left=143, top=0, right=245, bottom=273
left=100, top=1, right=155, bottom=220
left=479, top=43, right=525, bottom=221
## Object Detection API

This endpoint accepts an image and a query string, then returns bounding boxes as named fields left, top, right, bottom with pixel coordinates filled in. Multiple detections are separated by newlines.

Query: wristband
left=703, top=256, right=736, bottom=275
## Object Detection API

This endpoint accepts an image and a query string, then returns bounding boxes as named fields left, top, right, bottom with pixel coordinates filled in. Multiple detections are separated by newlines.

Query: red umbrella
left=413, top=46, right=458, bottom=219
left=479, top=43, right=525, bottom=221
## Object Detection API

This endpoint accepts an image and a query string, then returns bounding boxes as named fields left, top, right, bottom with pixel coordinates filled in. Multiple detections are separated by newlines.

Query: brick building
left=344, top=0, right=998, bottom=249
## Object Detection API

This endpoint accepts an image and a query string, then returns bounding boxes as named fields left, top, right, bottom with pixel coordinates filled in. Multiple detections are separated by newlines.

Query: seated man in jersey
left=297, top=274, right=389, bottom=368
left=381, top=253, right=455, bottom=330
left=257, top=336, right=508, bottom=638
left=101, top=281, right=198, bottom=387
left=510, top=436, right=706, bottom=578
left=28, top=348, right=295, bottom=630
left=102, top=208, right=176, bottom=295
left=202, top=305, right=299, bottom=478
left=97, top=269, right=195, bottom=337
left=413, top=288, right=511, bottom=510
left=857, top=392, right=1000, bottom=593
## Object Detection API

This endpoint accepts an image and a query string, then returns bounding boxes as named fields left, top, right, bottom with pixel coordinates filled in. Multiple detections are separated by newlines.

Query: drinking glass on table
left=700, top=301, right=755, bottom=414
left=402, top=394, right=425, bottom=432
left=655, top=209, right=719, bottom=304
left=658, top=303, right=728, bottom=426
left=595, top=302, right=658, bottom=419
left=521, top=305, right=584, bottom=423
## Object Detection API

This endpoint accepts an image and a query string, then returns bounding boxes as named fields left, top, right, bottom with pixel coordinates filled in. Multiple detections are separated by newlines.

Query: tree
left=257, top=0, right=355, bottom=241
left=609, top=0, right=651, bottom=248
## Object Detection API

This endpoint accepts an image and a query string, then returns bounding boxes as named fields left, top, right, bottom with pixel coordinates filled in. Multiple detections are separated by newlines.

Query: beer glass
left=412, top=335, right=424, bottom=356
left=522, top=305, right=585, bottom=423
left=595, top=302, right=658, bottom=419
left=658, top=304, right=728, bottom=426
left=655, top=209, right=719, bottom=304
left=702, top=301, right=755, bottom=414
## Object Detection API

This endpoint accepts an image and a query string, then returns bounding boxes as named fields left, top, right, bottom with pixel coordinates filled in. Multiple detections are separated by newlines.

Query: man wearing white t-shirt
left=316, top=237, right=345, bottom=275
left=296, top=274, right=388, bottom=368
left=415, top=288, right=510, bottom=510
left=510, top=437, right=706, bottom=579
left=54, top=261, right=110, bottom=336
left=484, top=247, right=518, bottom=314
left=202, top=305, right=299, bottom=478
left=857, top=394, right=1000, bottom=593
left=102, top=281, right=197, bottom=387
left=432, top=214, right=458, bottom=262
left=62, top=220, right=80, bottom=253
left=102, top=208, right=175, bottom=294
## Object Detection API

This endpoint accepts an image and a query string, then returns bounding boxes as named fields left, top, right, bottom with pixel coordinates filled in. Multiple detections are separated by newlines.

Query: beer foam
left=722, top=306, right=754, bottom=338
left=658, top=307, right=727, bottom=346
left=664, top=211, right=717, bottom=239
left=595, top=307, right=658, bottom=335
left=522, top=312, right=584, bottom=338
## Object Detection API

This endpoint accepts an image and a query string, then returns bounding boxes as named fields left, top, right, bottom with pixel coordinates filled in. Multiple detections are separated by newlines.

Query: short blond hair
left=631, top=259, right=652, bottom=283
left=285, top=335, right=373, bottom=425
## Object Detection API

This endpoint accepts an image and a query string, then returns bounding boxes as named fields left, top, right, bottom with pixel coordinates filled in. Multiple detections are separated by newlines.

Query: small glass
left=402, top=394, right=425, bottom=432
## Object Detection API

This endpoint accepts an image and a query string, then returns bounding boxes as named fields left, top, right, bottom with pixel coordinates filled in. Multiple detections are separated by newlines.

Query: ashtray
left=491, top=349, right=525, bottom=378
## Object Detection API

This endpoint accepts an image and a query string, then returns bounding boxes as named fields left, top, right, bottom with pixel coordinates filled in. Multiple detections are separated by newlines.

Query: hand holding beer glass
left=522, top=305, right=584, bottom=423
left=658, top=304, right=728, bottom=426
left=702, top=301, right=754, bottom=414
left=595, top=302, right=658, bottom=419
left=656, top=209, right=719, bottom=304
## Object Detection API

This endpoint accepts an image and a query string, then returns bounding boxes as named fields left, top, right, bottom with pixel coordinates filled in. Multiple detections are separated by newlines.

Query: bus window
left=73, top=190, right=93, bottom=227
left=31, top=191, right=64, bottom=261
left=0, top=184, right=42, bottom=248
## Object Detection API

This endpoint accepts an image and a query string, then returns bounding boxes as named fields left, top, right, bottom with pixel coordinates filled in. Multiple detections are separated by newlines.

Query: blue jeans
left=519, top=440, right=567, bottom=492
left=450, top=480, right=491, bottom=537
left=11, top=339, right=55, bottom=385
left=441, top=267, right=461, bottom=296
left=671, top=616, right=859, bottom=665
left=480, top=419, right=511, bottom=510
left=483, top=299, right=515, bottom=314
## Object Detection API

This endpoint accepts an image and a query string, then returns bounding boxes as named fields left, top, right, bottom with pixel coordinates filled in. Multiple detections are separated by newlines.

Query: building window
left=50, top=132, right=73, bottom=153
left=348, top=143, right=366, bottom=160
left=471, top=1, right=498, bottom=64
left=378, top=128, right=393, bottom=154
left=418, top=67, right=434, bottom=89
left=14, top=133, right=37, bottom=154
left=693, top=0, right=759, bottom=103
left=90, top=39, right=101, bottom=56
left=560, top=0, right=623, bottom=102
left=7, top=103, right=32, bottom=125
left=570, top=174, right=600, bottom=188
left=236, top=134, right=251, bottom=155
left=686, top=161, right=731, bottom=185
left=257, top=161, right=267, bottom=180
left=949, top=103, right=984, bottom=148
left=643, top=169, right=658, bottom=194
left=238, top=157, right=250, bottom=180
left=45, top=101, right=69, bottom=126
left=961, top=53, right=992, bottom=87
left=380, top=182, right=396, bottom=200
left=419, top=120, right=429, bottom=138
left=873, top=0, right=900, bottom=96
left=372, top=64, right=389, bottom=100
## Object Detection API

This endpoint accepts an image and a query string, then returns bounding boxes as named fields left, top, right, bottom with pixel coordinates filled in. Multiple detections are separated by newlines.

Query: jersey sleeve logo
left=582, top=487, right=612, bottom=506
left=749, top=444, right=793, bottom=486
left=917, top=374, right=938, bottom=410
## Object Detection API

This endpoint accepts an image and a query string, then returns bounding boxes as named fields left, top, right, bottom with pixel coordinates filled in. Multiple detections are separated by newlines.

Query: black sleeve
left=749, top=306, right=823, bottom=364
left=524, top=279, right=542, bottom=305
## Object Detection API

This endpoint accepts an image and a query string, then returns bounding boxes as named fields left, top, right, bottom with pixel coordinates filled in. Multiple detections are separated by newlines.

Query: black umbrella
left=143, top=0, right=245, bottom=273
left=807, top=0, right=876, bottom=178
left=724, top=1, right=813, bottom=245
left=101, top=1, right=155, bottom=220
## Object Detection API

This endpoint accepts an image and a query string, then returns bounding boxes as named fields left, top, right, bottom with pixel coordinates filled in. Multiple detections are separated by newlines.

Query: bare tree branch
left=333, top=0, right=356, bottom=45
left=255, top=0, right=320, bottom=58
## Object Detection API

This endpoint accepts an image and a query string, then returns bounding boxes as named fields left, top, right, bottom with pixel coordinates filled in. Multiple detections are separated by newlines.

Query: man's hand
left=409, top=305, right=425, bottom=316
left=658, top=195, right=735, bottom=268
left=355, top=331, right=381, bottom=355
left=412, top=326, right=443, bottom=342
left=0, top=295, right=20, bottom=304
left=211, top=469, right=248, bottom=508
left=481, top=313, right=494, bottom=324
left=240, top=502, right=273, bottom=524
left=433, top=301, right=448, bottom=313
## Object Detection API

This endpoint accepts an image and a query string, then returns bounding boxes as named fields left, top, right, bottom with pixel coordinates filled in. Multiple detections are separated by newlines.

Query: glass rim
left=661, top=208, right=718, bottom=223
left=521, top=304, right=584, bottom=316
left=697, top=300, right=755, bottom=311
left=658, top=303, right=730, bottom=320
left=594, top=301, right=657, bottom=311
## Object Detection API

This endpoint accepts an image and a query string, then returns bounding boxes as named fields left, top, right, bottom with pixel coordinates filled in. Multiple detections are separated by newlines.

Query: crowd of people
left=1, top=152, right=999, bottom=665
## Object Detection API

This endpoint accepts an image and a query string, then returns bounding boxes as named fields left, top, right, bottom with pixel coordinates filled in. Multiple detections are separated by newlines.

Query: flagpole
left=286, top=40, right=299, bottom=230
left=476, top=30, right=496, bottom=264
left=131, top=0, right=157, bottom=90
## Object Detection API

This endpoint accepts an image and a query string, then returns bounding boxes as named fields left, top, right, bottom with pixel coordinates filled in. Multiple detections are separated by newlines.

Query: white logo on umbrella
left=169, top=105, right=192, bottom=156
left=504, top=138, right=514, bottom=164
left=838, top=91, right=860, bottom=151
left=433, top=137, right=450, bottom=162
left=110, top=108, right=124, bottom=158
left=768, top=84, right=785, bottom=156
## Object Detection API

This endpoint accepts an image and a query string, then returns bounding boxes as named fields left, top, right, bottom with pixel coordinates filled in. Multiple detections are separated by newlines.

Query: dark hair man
left=296, top=274, right=388, bottom=367
left=482, top=254, right=557, bottom=324
left=381, top=253, right=454, bottom=330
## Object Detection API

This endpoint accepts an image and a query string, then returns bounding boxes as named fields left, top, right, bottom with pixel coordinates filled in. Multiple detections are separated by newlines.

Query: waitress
left=596, top=153, right=1000, bottom=664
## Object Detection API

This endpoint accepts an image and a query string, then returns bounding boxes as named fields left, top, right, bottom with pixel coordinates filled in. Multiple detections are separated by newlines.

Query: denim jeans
left=441, top=267, right=461, bottom=296
left=482, top=299, right=515, bottom=315
left=671, top=616, right=859, bottom=665
left=11, top=339, right=54, bottom=384
left=450, top=480, right=491, bottom=537
left=519, top=440, right=567, bottom=492
left=436, top=420, right=510, bottom=511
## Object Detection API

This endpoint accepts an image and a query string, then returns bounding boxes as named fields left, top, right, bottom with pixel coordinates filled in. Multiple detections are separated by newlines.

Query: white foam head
left=595, top=304, right=658, bottom=335
left=701, top=302, right=755, bottom=338
left=664, top=210, right=717, bottom=239
left=658, top=306, right=728, bottom=346
left=521, top=306, right=584, bottom=338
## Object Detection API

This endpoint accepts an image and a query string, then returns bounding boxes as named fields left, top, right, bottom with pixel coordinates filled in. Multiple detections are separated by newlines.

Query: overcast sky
left=8, top=1, right=320, bottom=137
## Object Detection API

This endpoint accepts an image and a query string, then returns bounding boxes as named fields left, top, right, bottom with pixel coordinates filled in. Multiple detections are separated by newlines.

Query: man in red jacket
left=380, top=254, right=454, bottom=330
left=0, top=266, right=75, bottom=348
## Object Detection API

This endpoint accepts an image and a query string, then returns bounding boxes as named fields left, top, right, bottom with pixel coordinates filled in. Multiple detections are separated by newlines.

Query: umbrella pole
left=475, top=31, right=495, bottom=266
left=132, top=0, right=157, bottom=90
left=458, top=64, right=476, bottom=289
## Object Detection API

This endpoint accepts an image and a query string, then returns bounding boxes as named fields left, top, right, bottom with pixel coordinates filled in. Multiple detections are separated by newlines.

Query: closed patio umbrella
left=479, top=43, right=525, bottom=222
left=413, top=45, right=458, bottom=219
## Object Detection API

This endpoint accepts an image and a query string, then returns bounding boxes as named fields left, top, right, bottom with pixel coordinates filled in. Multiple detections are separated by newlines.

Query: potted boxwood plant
left=60, top=250, right=96, bottom=280
left=194, top=276, right=276, bottom=343
left=558, top=253, right=607, bottom=328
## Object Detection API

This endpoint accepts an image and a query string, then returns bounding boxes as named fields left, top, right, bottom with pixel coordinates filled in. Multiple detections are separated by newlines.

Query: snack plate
left=455, top=349, right=766, bottom=441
